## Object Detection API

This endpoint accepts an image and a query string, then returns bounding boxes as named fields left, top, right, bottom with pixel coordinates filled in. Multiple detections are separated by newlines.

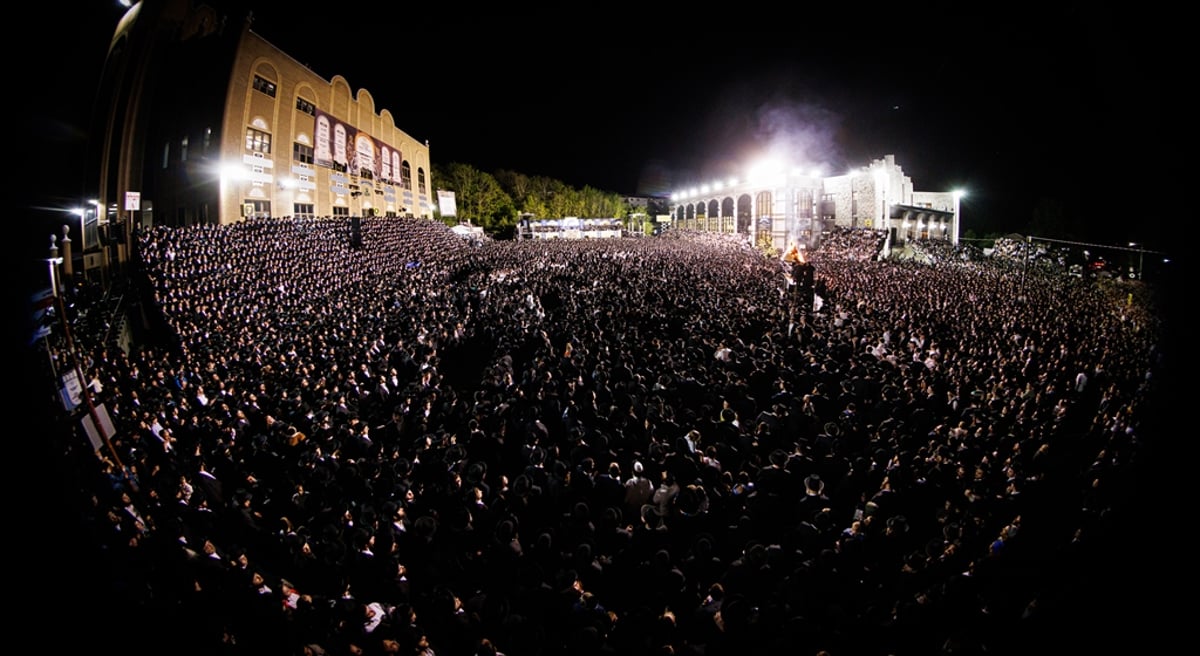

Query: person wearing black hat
left=797, top=472, right=831, bottom=522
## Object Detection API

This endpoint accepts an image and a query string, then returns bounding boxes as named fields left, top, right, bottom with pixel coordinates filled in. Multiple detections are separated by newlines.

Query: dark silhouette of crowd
left=29, top=216, right=1180, bottom=656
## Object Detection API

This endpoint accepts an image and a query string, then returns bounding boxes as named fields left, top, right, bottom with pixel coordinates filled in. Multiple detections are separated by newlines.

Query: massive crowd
left=30, top=218, right=1178, bottom=656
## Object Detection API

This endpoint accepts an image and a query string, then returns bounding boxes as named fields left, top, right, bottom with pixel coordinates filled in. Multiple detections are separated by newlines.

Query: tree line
left=431, top=163, right=659, bottom=238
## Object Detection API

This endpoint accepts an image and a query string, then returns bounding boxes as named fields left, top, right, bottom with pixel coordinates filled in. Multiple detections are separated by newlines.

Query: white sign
left=81, top=403, right=117, bottom=452
left=125, top=191, right=141, bottom=211
left=61, top=370, right=82, bottom=411
left=437, top=190, right=457, bottom=217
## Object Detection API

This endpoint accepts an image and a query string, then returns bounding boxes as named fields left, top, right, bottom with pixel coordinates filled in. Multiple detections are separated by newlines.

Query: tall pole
left=48, top=234, right=59, bottom=301
left=61, top=224, right=73, bottom=278
left=123, top=212, right=132, bottom=269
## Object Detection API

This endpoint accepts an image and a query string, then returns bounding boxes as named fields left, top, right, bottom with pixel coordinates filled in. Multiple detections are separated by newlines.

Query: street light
left=1126, top=242, right=1144, bottom=280
left=48, top=233, right=61, bottom=296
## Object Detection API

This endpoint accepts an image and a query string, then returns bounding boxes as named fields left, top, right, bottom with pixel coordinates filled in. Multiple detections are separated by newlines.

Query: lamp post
left=42, top=235, right=65, bottom=379
left=60, top=223, right=73, bottom=278
left=48, top=233, right=60, bottom=297
left=1128, top=242, right=1143, bottom=280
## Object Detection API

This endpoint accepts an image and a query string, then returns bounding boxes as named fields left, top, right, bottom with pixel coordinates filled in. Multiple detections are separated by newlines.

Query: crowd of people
left=30, top=218, right=1178, bottom=656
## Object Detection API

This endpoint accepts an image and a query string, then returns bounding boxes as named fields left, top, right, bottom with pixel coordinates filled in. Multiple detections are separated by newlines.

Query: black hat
left=768, top=449, right=787, bottom=467
left=529, top=446, right=546, bottom=465
left=804, top=474, right=824, bottom=495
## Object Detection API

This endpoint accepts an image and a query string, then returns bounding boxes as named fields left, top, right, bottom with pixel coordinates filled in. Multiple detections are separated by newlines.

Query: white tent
left=450, top=223, right=484, bottom=238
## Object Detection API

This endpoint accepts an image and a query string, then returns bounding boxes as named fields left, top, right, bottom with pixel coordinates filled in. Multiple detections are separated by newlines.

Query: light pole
left=1128, top=242, right=1143, bottom=280
left=60, top=223, right=73, bottom=278
left=48, top=233, right=61, bottom=298
left=42, top=233, right=65, bottom=379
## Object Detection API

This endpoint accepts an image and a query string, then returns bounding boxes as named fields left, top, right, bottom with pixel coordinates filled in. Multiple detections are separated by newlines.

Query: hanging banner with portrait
left=313, top=110, right=400, bottom=184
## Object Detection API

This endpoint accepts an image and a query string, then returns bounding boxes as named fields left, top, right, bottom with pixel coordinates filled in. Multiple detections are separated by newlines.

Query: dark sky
left=29, top=2, right=1164, bottom=253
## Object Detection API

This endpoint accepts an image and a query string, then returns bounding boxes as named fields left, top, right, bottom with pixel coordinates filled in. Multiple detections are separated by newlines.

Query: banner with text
left=312, top=109, right=401, bottom=183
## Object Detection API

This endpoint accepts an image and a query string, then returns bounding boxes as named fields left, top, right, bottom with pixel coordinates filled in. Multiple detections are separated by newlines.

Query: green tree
left=432, top=162, right=517, bottom=234
left=541, top=178, right=574, bottom=218
left=578, top=185, right=625, bottom=219
left=528, top=175, right=560, bottom=200
left=494, top=169, right=534, bottom=211
left=486, top=194, right=519, bottom=236
left=520, top=196, right=551, bottom=221
left=437, top=165, right=629, bottom=231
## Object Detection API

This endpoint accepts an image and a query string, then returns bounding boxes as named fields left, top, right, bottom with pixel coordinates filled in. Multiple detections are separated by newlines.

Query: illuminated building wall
left=668, top=154, right=959, bottom=253
left=88, top=0, right=433, bottom=237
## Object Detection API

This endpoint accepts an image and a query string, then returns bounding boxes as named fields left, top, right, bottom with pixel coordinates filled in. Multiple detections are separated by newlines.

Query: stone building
left=85, top=0, right=434, bottom=269
left=669, top=154, right=963, bottom=254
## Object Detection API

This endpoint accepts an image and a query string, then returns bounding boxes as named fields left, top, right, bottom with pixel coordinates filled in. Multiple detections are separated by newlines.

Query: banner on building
left=312, top=109, right=401, bottom=183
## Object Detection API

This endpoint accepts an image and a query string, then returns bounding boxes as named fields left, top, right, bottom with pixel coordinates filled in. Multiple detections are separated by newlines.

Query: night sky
left=25, top=2, right=1164, bottom=253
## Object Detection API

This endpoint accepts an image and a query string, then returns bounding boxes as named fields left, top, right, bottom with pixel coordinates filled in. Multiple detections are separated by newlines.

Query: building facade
left=668, top=154, right=960, bottom=253
left=87, top=0, right=433, bottom=266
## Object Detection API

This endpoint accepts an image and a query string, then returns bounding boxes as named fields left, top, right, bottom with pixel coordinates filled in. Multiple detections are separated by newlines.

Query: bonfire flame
left=783, top=243, right=805, bottom=264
